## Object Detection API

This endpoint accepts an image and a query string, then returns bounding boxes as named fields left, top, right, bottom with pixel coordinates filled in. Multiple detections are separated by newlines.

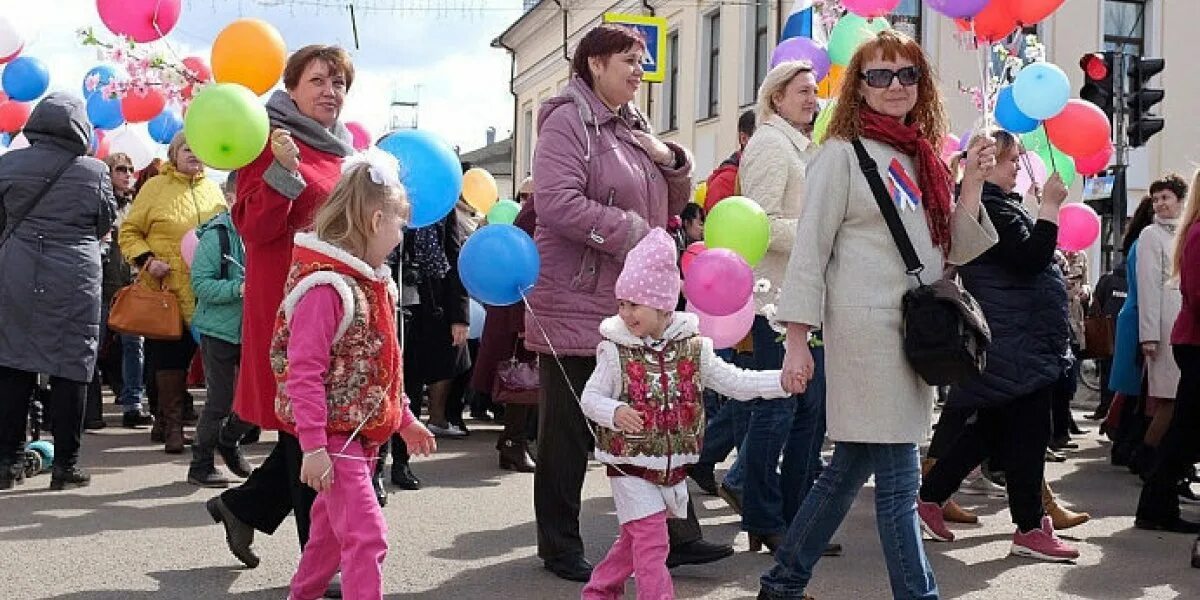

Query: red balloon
left=956, top=2, right=1018, bottom=43
left=1045, top=99, right=1111, bottom=159
left=0, top=43, right=22, bottom=65
left=181, top=56, right=212, bottom=100
left=1075, top=141, right=1114, bottom=177
left=997, top=0, right=1065, bottom=26
left=121, top=87, right=166, bottom=123
left=94, top=131, right=112, bottom=160
left=680, top=241, right=706, bottom=277
left=0, top=100, right=32, bottom=133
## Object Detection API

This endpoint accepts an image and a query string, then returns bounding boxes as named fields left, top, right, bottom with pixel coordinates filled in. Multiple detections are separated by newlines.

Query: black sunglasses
left=113, top=165, right=134, bottom=174
left=860, top=66, right=922, bottom=89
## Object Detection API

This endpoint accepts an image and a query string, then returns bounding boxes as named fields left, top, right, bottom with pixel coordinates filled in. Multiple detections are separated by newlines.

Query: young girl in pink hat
left=579, top=228, right=789, bottom=599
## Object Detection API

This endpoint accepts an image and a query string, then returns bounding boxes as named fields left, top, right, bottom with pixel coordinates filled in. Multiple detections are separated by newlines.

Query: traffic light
left=1079, top=52, right=1116, bottom=121
left=1127, top=57, right=1165, bottom=148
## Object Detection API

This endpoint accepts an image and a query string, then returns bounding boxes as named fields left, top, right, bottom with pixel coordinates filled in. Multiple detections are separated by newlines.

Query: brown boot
left=157, top=369, right=187, bottom=454
left=1042, top=480, right=1090, bottom=529
left=921, top=458, right=979, bottom=524
left=497, top=404, right=536, bottom=473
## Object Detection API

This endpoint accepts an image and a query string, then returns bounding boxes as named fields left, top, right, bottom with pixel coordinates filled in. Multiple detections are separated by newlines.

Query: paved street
left=1, top=391, right=1198, bottom=600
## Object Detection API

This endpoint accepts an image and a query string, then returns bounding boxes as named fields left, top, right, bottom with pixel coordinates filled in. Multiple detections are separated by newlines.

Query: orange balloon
left=462, top=167, right=499, bottom=214
left=211, top=19, right=287, bottom=96
left=818, top=64, right=846, bottom=99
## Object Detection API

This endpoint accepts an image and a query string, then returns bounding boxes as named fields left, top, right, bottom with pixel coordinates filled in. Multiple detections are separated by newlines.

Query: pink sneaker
left=1010, top=516, right=1080, bottom=562
left=918, top=500, right=955, bottom=542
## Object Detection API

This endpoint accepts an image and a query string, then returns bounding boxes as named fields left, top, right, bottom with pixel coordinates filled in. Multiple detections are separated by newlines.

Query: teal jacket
left=190, top=211, right=245, bottom=345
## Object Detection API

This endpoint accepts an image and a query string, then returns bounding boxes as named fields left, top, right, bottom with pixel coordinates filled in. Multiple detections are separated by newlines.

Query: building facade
left=494, top=0, right=1197, bottom=202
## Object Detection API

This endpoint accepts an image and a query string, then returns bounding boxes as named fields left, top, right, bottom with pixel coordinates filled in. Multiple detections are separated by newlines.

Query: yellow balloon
left=818, top=64, right=846, bottom=99
left=462, top=167, right=499, bottom=214
left=813, top=99, right=836, bottom=145
left=693, top=181, right=708, bottom=206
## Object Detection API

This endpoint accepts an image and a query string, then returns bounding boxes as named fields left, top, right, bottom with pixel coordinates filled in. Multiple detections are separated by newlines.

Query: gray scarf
left=265, top=90, right=355, bottom=157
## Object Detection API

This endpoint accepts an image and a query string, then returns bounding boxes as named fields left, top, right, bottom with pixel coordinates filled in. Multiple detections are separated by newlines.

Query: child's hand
left=613, top=406, right=644, bottom=434
left=300, top=448, right=334, bottom=493
left=400, top=421, right=437, bottom=457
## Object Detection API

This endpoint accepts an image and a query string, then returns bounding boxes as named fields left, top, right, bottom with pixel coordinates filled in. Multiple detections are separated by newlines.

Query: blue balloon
left=0, top=132, right=10, bottom=147
left=458, top=224, right=540, bottom=306
left=148, top=109, right=183, bottom=144
left=467, top=299, right=486, bottom=339
left=377, top=129, right=463, bottom=228
left=1011, top=62, right=1070, bottom=121
left=1, top=56, right=50, bottom=102
left=87, top=92, right=125, bottom=130
left=82, top=64, right=121, bottom=97
left=191, top=324, right=202, bottom=344
left=994, top=85, right=1039, bottom=134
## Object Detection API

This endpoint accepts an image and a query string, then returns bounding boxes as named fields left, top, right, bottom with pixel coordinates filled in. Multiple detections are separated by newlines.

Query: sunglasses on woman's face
left=113, top=165, right=134, bottom=174
left=860, top=66, right=922, bottom=89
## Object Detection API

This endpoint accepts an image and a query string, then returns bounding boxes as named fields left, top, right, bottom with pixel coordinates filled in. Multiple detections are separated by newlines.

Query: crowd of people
left=1, top=23, right=1198, bottom=600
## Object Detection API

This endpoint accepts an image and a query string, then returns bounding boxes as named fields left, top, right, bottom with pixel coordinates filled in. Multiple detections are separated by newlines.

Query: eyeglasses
left=860, top=66, right=922, bottom=89
left=113, top=165, right=134, bottom=174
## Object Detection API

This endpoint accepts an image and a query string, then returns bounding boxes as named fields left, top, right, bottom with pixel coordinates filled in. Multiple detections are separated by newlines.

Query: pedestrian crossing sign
left=602, top=13, right=668, bottom=83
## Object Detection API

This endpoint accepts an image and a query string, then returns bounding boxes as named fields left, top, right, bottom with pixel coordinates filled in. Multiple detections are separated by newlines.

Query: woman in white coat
left=758, top=30, right=998, bottom=599
left=1137, top=174, right=1187, bottom=460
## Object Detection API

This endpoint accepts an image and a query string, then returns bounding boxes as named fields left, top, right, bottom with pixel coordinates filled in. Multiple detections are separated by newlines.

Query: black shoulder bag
left=851, top=139, right=991, bottom=386
left=0, top=156, right=77, bottom=249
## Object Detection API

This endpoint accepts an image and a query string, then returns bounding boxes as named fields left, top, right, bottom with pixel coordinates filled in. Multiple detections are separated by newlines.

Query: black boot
left=206, top=495, right=260, bottom=568
left=373, top=467, right=388, bottom=507
left=188, top=468, right=232, bottom=488
left=688, top=465, right=719, bottom=495
left=49, top=466, right=91, bottom=490
left=391, top=461, right=421, bottom=490
left=217, top=444, right=253, bottom=478
left=122, top=409, right=154, bottom=429
left=497, top=404, right=536, bottom=472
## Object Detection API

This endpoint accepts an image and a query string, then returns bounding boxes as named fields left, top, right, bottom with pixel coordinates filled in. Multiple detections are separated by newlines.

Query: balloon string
left=1042, top=125, right=1058, bottom=175
left=970, top=19, right=992, bottom=128
left=1017, top=139, right=1043, bottom=202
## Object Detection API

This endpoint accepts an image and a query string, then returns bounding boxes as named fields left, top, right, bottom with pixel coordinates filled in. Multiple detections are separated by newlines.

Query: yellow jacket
left=119, top=163, right=227, bottom=322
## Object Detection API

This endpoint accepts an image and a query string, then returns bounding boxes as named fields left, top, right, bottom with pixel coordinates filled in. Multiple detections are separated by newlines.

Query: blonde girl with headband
left=271, top=151, right=436, bottom=600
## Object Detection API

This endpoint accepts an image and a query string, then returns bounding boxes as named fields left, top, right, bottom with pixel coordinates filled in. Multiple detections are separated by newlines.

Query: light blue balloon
left=191, top=324, right=202, bottom=344
left=1, top=56, right=50, bottom=102
left=457, top=224, right=540, bottom=306
left=377, top=130, right=463, bottom=228
left=87, top=92, right=125, bottom=130
left=82, top=64, right=121, bottom=97
left=148, top=110, right=183, bottom=144
left=994, top=85, right=1039, bottom=134
left=467, top=299, right=486, bottom=339
left=1011, top=62, right=1070, bottom=121
left=0, top=132, right=10, bottom=147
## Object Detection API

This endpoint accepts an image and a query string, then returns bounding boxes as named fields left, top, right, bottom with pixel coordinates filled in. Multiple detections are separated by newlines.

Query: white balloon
left=0, top=16, right=22, bottom=60
left=108, top=126, right=156, bottom=170
left=1014, top=151, right=1048, bottom=195
left=8, top=132, right=29, bottom=150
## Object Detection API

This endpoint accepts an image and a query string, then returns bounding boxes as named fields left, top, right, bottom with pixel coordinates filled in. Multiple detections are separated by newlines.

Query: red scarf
left=859, top=109, right=953, bottom=255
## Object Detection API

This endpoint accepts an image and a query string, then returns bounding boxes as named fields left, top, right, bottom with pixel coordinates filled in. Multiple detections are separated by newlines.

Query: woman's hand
left=147, top=258, right=171, bottom=279
left=613, top=405, right=644, bottom=434
left=270, top=128, right=301, bottom=172
left=1142, top=341, right=1159, bottom=360
left=450, top=323, right=469, bottom=347
left=631, top=130, right=675, bottom=167
left=399, top=421, right=437, bottom=457
left=961, top=133, right=997, bottom=185
left=299, top=448, right=334, bottom=493
left=1043, top=173, right=1068, bottom=207
left=781, top=343, right=814, bottom=394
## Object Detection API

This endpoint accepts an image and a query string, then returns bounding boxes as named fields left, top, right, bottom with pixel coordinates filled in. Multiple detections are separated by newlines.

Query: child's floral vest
left=594, top=335, right=705, bottom=485
left=269, top=234, right=403, bottom=446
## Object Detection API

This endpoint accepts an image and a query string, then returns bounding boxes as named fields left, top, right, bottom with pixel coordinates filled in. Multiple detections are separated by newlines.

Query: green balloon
left=487, top=198, right=521, bottom=225
left=828, top=14, right=891, bottom=67
left=704, top=196, right=769, bottom=267
left=1020, top=126, right=1077, bottom=189
left=813, top=99, right=837, bottom=144
left=184, top=83, right=270, bottom=171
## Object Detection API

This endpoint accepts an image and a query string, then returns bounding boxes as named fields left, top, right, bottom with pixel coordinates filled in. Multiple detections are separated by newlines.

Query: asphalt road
left=1, top=391, right=1197, bottom=599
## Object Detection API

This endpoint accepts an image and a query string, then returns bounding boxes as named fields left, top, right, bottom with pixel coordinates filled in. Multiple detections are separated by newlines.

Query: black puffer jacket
left=947, top=182, right=1070, bottom=409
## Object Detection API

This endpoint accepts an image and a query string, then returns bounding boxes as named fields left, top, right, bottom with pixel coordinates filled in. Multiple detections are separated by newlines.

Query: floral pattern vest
left=269, top=243, right=403, bottom=446
left=595, top=335, right=705, bottom=485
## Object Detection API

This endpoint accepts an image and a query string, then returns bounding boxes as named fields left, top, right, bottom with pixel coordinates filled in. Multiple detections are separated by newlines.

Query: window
left=521, top=104, right=534, bottom=179
left=663, top=31, right=679, bottom=131
left=744, top=1, right=770, bottom=106
left=701, top=11, right=721, bottom=119
left=1104, top=0, right=1145, bottom=54
left=889, top=0, right=922, bottom=41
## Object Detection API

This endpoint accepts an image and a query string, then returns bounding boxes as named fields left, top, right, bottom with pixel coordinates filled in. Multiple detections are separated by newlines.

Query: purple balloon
left=683, top=248, right=753, bottom=317
left=927, top=0, right=991, bottom=19
left=770, top=37, right=832, bottom=82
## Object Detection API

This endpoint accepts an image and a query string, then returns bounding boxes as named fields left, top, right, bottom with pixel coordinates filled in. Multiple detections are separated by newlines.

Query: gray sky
left=4, top=0, right=522, bottom=154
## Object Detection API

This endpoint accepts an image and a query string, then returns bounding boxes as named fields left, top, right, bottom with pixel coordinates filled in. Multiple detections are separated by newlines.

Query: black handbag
left=851, top=139, right=992, bottom=386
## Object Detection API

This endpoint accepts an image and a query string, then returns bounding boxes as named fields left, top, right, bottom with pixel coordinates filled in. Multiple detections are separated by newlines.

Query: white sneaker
left=427, top=423, right=467, bottom=438
left=960, top=469, right=1007, bottom=498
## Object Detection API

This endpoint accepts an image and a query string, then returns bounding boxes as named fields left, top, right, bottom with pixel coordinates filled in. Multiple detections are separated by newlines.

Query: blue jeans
left=696, top=349, right=752, bottom=477
left=761, top=442, right=938, bottom=600
left=118, top=334, right=145, bottom=410
left=740, top=316, right=798, bottom=535
left=780, top=345, right=827, bottom=523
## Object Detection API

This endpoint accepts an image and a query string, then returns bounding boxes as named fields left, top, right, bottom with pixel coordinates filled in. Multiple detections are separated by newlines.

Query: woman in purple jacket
left=526, top=24, right=732, bottom=582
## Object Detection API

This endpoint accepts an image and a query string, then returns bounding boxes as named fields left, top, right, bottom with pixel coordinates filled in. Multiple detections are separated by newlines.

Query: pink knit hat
left=614, top=228, right=681, bottom=312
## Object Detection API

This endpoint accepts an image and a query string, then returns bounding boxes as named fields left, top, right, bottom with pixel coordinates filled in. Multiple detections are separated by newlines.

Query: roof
left=460, top=137, right=513, bottom=176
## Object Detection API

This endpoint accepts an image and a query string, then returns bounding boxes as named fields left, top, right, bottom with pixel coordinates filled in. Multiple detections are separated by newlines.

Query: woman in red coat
left=205, top=45, right=356, bottom=583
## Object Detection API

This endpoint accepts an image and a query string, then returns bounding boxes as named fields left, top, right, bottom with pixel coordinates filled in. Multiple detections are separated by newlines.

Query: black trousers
left=927, top=405, right=973, bottom=461
left=921, top=386, right=1053, bottom=532
left=220, top=431, right=315, bottom=548
left=533, top=354, right=702, bottom=562
left=191, top=336, right=252, bottom=474
left=0, top=366, right=86, bottom=471
left=1137, top=345, right=1200, bottom=521
left=1052, top=345, right=1081, bottom=439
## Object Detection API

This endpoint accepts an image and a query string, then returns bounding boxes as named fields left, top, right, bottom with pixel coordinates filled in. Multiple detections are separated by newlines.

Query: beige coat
left=776, top=138, right=998, bottom=444
left=1136, top=218, right=1182, bottom=398
left=740, top=114, right=813, bottom=314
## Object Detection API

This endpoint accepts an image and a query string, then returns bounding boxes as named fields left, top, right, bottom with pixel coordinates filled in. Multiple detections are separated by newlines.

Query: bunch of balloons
left=944, top=0, right=1067, bottom=41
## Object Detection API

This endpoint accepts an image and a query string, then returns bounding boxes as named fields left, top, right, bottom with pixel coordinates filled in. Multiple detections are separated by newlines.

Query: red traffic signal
left=1081, top=53, right=1108, bottom=81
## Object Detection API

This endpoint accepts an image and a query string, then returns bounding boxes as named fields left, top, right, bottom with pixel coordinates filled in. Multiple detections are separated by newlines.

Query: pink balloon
left=681, top=241, right=705, bottom=278
left=1057, top=203, right=1101, bottom=252
left=180, top=229, right=199, bottom=268
left=1015, top=151, right=1047, bottom=196
left=842, top=0, right=902, bottom=18
left=1075, top=142, right=1113, bottom=177
left=96, top=0, right=182, bottom=43
left=688, top=298, right=756, bottom=350
left=345, top=121, right=371, bottom=151
left=940, top=134, right=961, bottom=164
left=683, top=248, right=753, bottom=317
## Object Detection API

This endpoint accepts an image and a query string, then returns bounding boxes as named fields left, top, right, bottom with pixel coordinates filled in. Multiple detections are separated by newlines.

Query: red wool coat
left=232, top=142, right=344, bottom=431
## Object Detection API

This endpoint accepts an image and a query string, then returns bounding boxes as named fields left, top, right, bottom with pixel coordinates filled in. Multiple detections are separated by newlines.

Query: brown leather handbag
left=108, top=273, right=182, bottom=341
left=1081, top=315, right=1115, bottom=360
